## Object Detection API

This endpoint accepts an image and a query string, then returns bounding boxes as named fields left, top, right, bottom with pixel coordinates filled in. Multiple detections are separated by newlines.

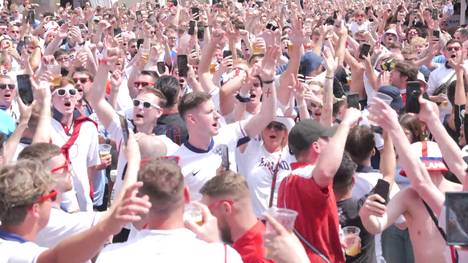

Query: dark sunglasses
left=447, top=46, right=461, bottom=52
left=73, top=78, right=89, bottom=84
left=266, top=122, right=286, bottom=131
left=134, top=81, right=155, bottom=87
left=0, top=84, right=15, bottom=90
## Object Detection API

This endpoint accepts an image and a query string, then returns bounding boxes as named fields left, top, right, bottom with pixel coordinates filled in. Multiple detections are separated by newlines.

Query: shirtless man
left=359, top=98, right=463, bottom=263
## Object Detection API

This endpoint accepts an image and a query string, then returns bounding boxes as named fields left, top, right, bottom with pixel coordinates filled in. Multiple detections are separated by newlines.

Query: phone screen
left=359, top=44, right=371, bottom=59
left=197, top=26, right=205, bottom=41
left=157, top=62, right=166, bottom=74
left=113, top=27, right=122, bottom=36
left=177, top=55, right=188, bottom=77
left=445, top=192, right=468, bottom=245
left=17, top=74, right=33, bottom=105
left=223, top=50, right=232, bottom=58
left=406, top=81, right=421, bottom=114
left=215, top=144, right=230, bottom=170
left=191, top=7, right=200, bottom=20
left=28, top=10, right=35, bottom=25
left=188, top=20, right=196, bottom=35
left=373, top=179, right=390, bottom=204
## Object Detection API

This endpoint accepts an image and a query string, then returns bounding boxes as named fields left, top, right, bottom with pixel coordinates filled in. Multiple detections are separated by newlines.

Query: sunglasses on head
left=266, top=122, right=286, bottom=131
left=134, top=81, right=155, bottom=87
left=133, top=99, right=160, bottom=109
left=73, top=77, right=89, bottom=84
left=0, top=84, right=15, bottom=90
left=54, top=87, right=78, bottom=96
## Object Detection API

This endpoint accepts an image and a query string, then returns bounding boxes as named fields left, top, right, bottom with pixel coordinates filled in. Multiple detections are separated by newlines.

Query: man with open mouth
left=86, top=56, right=179, bottom=221
left=0, top=74, right=19, bottom=122
left=48, top=77, right=101, bottom=212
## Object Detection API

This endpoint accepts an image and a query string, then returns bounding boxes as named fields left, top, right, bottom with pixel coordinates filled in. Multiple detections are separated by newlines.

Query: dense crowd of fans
left=0, top=0, right=468, bottom=262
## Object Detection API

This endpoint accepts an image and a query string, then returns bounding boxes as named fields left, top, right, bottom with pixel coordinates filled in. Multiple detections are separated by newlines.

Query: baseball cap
left=271, top=116, right=295, bottom=132
left=378, top=85, right=404, bottom=112
left=299, top=52, right=323, bottom=77
left=288, top=119, right=336, bottom=155
left=400, top=141, right=448, bottom=176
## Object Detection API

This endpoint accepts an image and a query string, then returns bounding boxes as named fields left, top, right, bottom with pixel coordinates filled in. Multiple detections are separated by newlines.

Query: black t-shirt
left=154, top=113, right=188, bottom=146
left=337, top=197, right=376, bottom=263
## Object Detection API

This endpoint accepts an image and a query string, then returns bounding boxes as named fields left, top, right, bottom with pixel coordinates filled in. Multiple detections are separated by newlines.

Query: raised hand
left=184, top=201, right=220, bottom=243
left=368, top=97, right=400, bottom=130
left=360, top=194, right=387, bottom=217
left=106, top=182, right=151, bottom=235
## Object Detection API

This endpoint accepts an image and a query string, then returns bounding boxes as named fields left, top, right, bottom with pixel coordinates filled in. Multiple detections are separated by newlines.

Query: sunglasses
left=447, top=46, right=461, bottom=52
left=54, top=87, right=78, bottom=96
left=37, top=190, right=58, bottom=203
left=73, top=77, right=89, bottom=84
left=266, top=122, right=286, bottom=131
left=50, top=160, right=70, bottom=174
left=0, top=84, right=15, bottom=90
left=133, top=99, right=160, bottom=109
left=134, top=81, right=155, bottom=87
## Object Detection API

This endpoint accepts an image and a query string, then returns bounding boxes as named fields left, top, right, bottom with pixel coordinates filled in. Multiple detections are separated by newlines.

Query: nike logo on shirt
left=192, top=170, right=200, bottom=176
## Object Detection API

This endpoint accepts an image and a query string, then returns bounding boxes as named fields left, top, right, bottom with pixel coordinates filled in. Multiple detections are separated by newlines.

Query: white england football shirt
left=174, top=121, right=248, bottom=197
left=96, top=228, right=243, bottom=263
left=50, top=119, right=100, bottom=211
left=236, top=138, right=295, bottom=217
left=106, top=112, right=179, bottom=202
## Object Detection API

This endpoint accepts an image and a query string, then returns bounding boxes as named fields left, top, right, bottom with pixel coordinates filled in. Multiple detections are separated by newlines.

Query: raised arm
left=359, top=190, right=408, bottom=235
left=242, top=46, right=279, bottom=138
left=198, top=29, right=223, bottom=94
left=418, top=98, right=467, bottom=183
left=86, top=48, right=118, bottom=129
left=277, top=19, right=304, bottom=106
left=321, top=47, right=337, bottom=127
left=368, top=98, right=445, bottom=215
left=380, top=131, right=396, bottom=187
left=312, top=108, right=361, bottom=188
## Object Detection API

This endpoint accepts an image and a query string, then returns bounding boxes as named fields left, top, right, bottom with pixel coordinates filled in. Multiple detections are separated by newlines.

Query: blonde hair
left=0, top=160, right=51, bottom=225
left=410, top=36, right=427, bottom=47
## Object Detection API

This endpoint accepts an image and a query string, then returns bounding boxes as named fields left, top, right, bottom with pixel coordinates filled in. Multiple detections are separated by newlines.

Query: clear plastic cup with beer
left=184, top=202, right=203, bottom=226
left=47, top=64, right=62, bottom=86
left=342, top=226, right=361, bottom=257
left=98, top=144, right=112, bottom=159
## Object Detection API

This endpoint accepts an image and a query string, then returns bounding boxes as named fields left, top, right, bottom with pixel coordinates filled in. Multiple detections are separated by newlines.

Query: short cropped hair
left=156, top=75, right=180, bottom=108
left=0, top=160, right=51, bottom=225
left=137, top=159, right=184, bottom=213
left=345, top=126, right=375, bottom=164
left=18, top=143, right=62, bottom=164
left=333, top=153, right=357, bottom=193
left=200, top=170, right=250, bottom=199
left=394, top=61, right=418, bottom=81
left=178, top=91, right=212, bottom=120
left=72, top=66, right=94, bottom=81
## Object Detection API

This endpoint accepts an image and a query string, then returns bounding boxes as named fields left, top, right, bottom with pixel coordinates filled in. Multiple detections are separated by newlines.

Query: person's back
left=97, top=228, right=236, bottom=262
left=334, top=153, right=376, bottom=263
left=96, top=159, right=242, bottom=262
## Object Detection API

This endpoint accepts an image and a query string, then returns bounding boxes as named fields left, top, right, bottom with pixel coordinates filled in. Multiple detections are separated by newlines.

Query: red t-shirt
left=232, top=220, right=273, bottom=263
left=278, top=162, right=345, bottom=263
